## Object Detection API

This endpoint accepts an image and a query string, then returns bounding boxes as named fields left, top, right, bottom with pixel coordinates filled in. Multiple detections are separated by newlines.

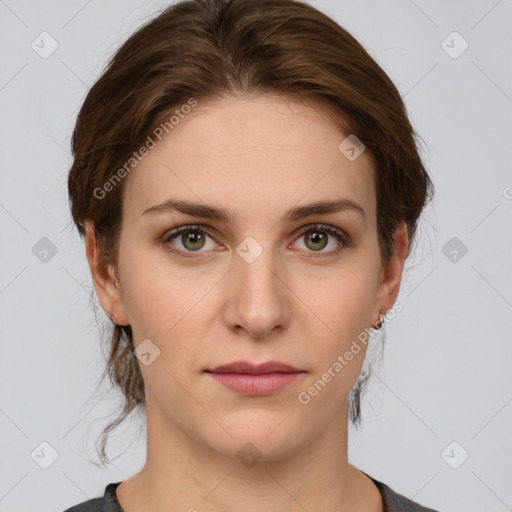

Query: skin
left=85, top=94, right=409, bottom=512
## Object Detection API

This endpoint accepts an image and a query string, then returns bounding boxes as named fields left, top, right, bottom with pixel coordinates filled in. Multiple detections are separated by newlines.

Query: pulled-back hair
left=67, top=0, right=434, bottom=465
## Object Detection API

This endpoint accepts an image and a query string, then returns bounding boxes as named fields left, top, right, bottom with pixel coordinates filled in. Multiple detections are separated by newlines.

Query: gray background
left=1, top=0, right=511, bottom=511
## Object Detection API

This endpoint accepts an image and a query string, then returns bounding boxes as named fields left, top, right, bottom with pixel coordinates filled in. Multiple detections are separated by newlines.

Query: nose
left=222, top=246, right=291, bottom=339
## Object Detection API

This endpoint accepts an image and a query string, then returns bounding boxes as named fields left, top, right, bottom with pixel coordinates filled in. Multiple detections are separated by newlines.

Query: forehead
left=123, top=94, right=376, bottom=226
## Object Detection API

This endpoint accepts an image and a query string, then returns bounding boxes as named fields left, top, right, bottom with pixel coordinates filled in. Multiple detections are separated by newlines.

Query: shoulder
left=365, top=473, right=440, bottom=512
left=62, top=482, right=122, bottom=512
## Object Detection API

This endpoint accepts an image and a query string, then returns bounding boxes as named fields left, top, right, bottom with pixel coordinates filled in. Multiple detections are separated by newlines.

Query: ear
left=84, top=220, right=129, bottom=326
left=374, top=221, right=409, bottom=317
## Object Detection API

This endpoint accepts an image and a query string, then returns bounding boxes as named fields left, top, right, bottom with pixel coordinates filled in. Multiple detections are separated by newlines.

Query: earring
left=111, top=313, right=117, bottom=325
left=375, top=310, right=385, bottom=330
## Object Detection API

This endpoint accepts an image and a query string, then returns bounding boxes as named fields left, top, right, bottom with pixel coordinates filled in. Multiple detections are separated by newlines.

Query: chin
left=201, top=414, right=308, bottom=463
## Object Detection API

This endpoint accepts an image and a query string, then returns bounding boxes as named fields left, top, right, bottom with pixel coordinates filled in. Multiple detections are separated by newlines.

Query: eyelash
left=161, top=223, right=352, bottom=260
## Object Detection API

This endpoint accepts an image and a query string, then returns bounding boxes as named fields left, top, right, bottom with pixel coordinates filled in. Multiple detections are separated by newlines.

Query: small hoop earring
left=375, top=310, right=385, bottom=330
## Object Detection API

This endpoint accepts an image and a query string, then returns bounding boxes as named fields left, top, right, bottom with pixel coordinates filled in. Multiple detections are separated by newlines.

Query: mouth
left=204, top=360, right=305, bottom=396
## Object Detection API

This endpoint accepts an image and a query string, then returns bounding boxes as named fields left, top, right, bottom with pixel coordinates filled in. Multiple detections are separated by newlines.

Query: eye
left=162, top=225, right=218, bottom=259
left=291, top=223, right=349, bottom=257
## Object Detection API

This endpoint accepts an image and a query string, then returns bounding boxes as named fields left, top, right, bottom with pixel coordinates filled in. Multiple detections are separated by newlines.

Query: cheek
left=123, top=277, right=204, bottom=346
left=305, top=264, right=378, bottom=339
left=297, top=260, right=379, bottom=396
left=118, top=248, right=222, bottom=372
left=117, top=246, right=187, bottom=341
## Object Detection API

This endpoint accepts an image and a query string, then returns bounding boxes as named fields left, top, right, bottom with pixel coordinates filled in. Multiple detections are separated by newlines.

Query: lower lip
left=205, top=371, right=304, bottom=396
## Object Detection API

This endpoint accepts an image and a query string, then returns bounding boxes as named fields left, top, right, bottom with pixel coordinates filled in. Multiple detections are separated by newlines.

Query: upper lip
left=206, top=360, right=303, bottom=374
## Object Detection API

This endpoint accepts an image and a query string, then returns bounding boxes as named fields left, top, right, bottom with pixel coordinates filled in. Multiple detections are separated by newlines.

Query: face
left=87, top=94, right=407, bottom=461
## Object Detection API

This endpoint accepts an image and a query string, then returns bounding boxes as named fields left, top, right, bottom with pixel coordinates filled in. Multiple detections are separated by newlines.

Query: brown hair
left=67, top=0, right=434, bottom=465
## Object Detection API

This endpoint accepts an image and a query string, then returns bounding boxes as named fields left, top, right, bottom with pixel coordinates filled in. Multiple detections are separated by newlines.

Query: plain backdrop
left=1, top=1, right=511, bottom=511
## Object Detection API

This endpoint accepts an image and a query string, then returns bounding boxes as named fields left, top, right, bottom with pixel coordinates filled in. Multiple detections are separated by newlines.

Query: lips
left=206, top=360, right=303, bottom=374
left=205, top=360, right=305, bottom=396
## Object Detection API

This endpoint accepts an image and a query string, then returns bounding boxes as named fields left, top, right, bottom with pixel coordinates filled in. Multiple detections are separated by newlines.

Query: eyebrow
left=141, top=197, right=366, bottom=223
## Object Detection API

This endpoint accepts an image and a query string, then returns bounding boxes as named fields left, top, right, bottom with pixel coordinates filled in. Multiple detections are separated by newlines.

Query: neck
left=117, top=397, right=382, bottom=512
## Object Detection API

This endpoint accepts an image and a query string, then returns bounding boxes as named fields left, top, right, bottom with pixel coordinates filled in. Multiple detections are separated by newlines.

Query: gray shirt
left=62, top=474, right=439, bottom=511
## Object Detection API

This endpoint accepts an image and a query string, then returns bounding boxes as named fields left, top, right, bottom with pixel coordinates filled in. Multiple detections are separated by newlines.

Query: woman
left=64, top=0, right=437, bottom=510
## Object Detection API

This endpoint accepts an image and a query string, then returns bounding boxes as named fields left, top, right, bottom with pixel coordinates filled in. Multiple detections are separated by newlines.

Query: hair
left=67, top=0, right=434, bottom=466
